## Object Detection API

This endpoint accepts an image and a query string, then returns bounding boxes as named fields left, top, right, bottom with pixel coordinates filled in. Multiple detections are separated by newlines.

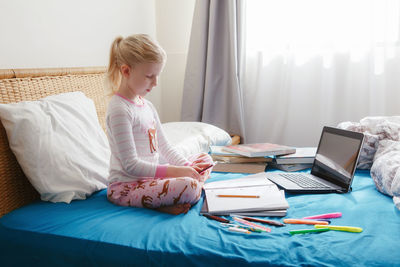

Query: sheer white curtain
left=242, top=0, right=400, bottom=146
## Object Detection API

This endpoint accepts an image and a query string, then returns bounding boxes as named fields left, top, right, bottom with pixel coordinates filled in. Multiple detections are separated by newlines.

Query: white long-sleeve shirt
left=106, top=94, right=190, bottom=183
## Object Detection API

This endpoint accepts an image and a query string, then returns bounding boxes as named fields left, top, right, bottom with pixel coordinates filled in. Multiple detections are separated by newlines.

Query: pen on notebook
left=203, top=214, right=230, bottom=223
left=217, top=195, right=260, bottom=198
left=283, top=219, right=329, bottom=225
left=303, top=212, right=342, bottom=220
left=231, top=215, right=284, bottom=227
left=315, top=225, right=363, bottom=233
left=289, top=228, right=331, bottom=235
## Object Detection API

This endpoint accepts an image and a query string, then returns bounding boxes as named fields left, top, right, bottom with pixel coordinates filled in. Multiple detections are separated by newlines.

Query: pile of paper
left=201, top=173, right=289, bottom=217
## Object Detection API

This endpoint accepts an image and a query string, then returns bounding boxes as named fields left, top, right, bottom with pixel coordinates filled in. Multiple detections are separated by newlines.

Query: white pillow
left=0, top=92, right=110, bottom=203
left=161, top=122, right=232, bottom=159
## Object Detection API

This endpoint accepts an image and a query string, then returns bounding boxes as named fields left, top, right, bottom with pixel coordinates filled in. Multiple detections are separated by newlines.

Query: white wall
left=153, top=0, right=196, bottom=122
left=0, top=0, right=156, bottom=69
left=0, top=0, right=195, bottom=122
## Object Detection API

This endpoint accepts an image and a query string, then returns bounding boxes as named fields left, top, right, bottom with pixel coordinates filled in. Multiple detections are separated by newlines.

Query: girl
left=105, top=34, right=213, bottom=215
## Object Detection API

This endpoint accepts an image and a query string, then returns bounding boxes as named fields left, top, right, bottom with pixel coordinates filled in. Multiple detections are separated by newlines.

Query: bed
left=0, top=67, right=399, bottom=266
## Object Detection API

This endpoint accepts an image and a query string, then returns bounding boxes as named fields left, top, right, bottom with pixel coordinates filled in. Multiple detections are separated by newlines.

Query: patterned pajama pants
left=107, top=154, right=213, bottom=209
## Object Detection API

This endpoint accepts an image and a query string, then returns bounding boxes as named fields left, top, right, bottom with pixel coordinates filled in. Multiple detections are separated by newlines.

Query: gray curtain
left=181, top=0, right=246, bottom=140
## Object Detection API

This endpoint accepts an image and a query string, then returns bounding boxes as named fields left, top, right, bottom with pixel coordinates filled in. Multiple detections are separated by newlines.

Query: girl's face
left=120, top=62, right=163, bottom=98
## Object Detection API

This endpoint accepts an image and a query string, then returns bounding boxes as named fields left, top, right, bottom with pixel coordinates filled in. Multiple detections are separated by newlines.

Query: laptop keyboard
left=279, top=173, right=331, bottom=189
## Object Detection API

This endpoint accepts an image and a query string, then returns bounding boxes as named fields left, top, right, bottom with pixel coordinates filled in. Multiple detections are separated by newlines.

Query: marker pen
left=228, top=227, right=251, bottom=234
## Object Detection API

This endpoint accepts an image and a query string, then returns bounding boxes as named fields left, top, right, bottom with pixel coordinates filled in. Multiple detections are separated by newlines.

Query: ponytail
left=105, top=36, right=123, bottom=95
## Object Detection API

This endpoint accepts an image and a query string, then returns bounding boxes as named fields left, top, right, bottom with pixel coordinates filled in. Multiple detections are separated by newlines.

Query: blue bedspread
left=1, top=170, right=399, bottom=266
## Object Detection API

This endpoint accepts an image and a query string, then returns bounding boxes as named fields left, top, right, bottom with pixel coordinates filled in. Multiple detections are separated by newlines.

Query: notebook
left=266, top=126, right=364, bottom=193
left=202, top=173, right=289, bottom=214
left=200, top=197, right=287, bottom=217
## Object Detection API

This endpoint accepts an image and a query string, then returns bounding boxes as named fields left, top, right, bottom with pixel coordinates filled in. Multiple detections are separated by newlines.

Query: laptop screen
left=311, top=127, right=364, bottom=189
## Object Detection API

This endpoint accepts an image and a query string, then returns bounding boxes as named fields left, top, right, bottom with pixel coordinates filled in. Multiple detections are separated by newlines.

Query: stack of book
left=210, top=143, right=296, bottom=174
left=200, top=172, right=289, bottom=217
left=268, top=147, right=317, bottom=172
left=210, top=146, right=272, bottom=173
left=210, top=143, right=317, bottom=173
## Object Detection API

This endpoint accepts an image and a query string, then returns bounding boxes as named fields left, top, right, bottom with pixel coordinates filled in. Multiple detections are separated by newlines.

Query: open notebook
left=202, top=173, right=289, bottom=215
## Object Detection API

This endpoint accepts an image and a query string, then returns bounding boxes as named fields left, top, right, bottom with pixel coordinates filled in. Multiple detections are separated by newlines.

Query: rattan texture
left=0, top=67, right=107, bottom=217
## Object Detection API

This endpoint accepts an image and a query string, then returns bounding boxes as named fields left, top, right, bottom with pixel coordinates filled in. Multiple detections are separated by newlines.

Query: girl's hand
left=191, top=153, right=209, bottom=165
left=192, top=162, right=212, bottom=173
left=166, top=166, right=202, bottom=181
left=193, top=162, right=215, bottom=183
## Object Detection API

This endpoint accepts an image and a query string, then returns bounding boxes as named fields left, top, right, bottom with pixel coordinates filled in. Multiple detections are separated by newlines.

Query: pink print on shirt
left=148, top=126, right=158, bottom=153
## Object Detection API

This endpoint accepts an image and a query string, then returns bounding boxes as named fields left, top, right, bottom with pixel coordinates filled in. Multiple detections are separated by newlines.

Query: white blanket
left=338, top=116, right=400, bottom=210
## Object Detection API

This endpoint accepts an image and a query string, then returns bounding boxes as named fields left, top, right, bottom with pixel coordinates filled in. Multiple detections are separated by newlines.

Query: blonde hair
left=105, top=34, right=166, bottom=95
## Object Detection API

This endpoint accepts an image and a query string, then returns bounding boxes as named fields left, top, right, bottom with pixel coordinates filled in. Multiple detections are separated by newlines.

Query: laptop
left=266, top=126, right=364, bottom=193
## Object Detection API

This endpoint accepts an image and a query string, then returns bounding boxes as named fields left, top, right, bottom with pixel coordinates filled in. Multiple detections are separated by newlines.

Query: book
left=210, top=145, right=272, bottom=163
left=210, top=145, right=242, bottom=156
left=267, top=161, right=313, bottom=172
left=275, top=147, right=317, bottom=164
left=200, top=198, right=287, bottom=217
left=211, top=155, right=272, bottom=163
left=212, top=162, right=268, bottom=173
left=222, top=143, right=296, bottom=157
left=203, top=172, right=276, bottom=190
left=205, top=186, right=288, bottom=214
left=203, top=173, right=289, bottom=214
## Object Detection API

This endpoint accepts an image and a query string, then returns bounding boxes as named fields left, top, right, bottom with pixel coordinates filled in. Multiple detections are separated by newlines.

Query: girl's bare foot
left=156, top=203, right=191, bottom=215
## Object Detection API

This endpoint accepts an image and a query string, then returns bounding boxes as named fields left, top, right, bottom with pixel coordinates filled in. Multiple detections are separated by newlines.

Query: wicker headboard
left=0, top=67, right=107, bottom=217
